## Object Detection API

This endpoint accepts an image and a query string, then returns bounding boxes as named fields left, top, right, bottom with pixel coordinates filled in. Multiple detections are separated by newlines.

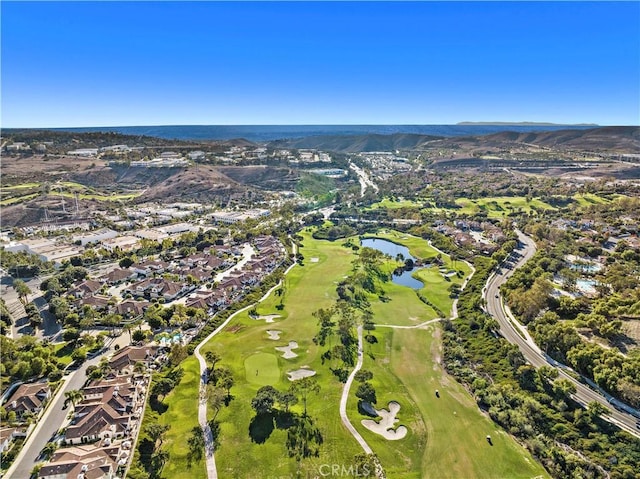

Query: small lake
left=361, top=238, right=424, bottom=289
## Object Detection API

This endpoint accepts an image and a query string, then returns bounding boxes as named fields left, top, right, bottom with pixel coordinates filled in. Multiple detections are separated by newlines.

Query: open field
left=0, top=180, right=142, bottom=205
left=0, top=193, right=39, bottom=205
left=369, top=196, right=556, bottom=218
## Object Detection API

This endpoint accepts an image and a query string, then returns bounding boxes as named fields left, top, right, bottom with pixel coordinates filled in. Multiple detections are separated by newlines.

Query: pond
left=361, top=238, right=425, bottom=289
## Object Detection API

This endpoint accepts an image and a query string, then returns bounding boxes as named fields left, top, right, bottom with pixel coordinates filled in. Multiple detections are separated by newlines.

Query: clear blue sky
left=2, top=1, right=639, bottom=127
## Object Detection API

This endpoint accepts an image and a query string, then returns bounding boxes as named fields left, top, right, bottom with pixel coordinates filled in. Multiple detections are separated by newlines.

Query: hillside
left=479, top=126, right=640, bottom=151
left=268, top=133, right=443, bottom=152
left=267, top=126, right=639, bottom=153
left=134, top=165, right=247, bottom=203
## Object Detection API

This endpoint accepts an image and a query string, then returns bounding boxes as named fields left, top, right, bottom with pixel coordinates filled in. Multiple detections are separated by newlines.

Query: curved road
left=485, top=230, right=640, bottom=438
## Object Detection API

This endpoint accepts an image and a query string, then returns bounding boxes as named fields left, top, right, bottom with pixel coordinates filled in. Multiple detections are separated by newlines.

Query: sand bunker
left=361, top=401, right=408, bottom=440
left=310, top=257, right=320, bottom=263
left=275, top=341, right=299, bottom=359
left=254, top=314, right=281, bottom=323
left=287, top=367, right=316, bottom=381
left=266, top=330, right=282, bottom=340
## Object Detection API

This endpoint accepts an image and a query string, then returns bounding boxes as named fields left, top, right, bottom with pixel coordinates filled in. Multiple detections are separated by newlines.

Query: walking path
left=339, top=326, right=385, bottom=478
left=192, top=241, right=297, bottom=479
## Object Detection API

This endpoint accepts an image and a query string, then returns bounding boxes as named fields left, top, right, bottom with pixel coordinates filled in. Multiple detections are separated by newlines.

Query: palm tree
left=13, top=279, right=32, bottom=306
left=64, top=389, right=84, bottom=409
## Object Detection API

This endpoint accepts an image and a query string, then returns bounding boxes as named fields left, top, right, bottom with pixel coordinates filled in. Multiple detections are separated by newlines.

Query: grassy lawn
left=454, top=196, right=555, bottom=218
left=157, top=356, right=206, bottom=479
left=54, top=342, right=74, bottom=366
left=572, top=193, right=611, bottom=207
left=369, top=197, right=425, bottom=209
left=245, top=352, right=281, bottom=386
left=349, top=326, right=549, bottom=479
left=58, top=191, right=141, bottom=201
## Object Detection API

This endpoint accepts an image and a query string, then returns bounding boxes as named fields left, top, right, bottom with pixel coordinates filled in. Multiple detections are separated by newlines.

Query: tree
left=290, top=376, right=320, bottom=416
left=205, top=350, right=221, bottom=372
left=133, top=329, right=147, bottom=343
left=586, top=401, right=608, bottom=420
left=186, top=426, right=205, bottom=466
left=151, top=378, right=175, bottom=400
left=41, top=441, right=58, bottom=460
left=206, top=384, right=226, bottom=420
left=286, top=415, right=323, bottom=465
left=145, top=423, right=170, bottom=448
left=168, top=343, right=188, bottom=367
left=251, top=385, right=278, bottom=415
left=63, top=328, right=81, bottom=344
left=354, top=369, right=373, bottom=383
left=64, top=389, right=84, bottom=409
left=13, top=279, right=32, bottom=305
left=278, top=391, right=298, bottom=413
left=355, top=382, right=377, bottom=405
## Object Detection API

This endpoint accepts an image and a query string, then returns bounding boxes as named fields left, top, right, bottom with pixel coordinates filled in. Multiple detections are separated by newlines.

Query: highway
left=484, top=230, right=640, bottom=438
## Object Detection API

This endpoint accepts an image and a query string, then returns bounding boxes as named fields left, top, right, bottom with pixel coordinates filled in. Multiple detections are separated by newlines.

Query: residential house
left=5, top=383, right=51, bottom=418
left=100, top=268, right=136, bottom=285
left=68, top=280, right=103, bottom=299
left=39, top=445, right=117, bottom=478
left=109, top=346, right=158, bottom=374
left=115, top=300, right=149, bottom=318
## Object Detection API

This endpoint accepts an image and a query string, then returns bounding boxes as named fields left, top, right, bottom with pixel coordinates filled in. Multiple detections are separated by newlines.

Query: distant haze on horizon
left=2, top=1, right=639, bottom=127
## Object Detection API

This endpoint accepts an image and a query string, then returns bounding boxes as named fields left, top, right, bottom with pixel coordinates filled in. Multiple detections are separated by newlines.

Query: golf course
left=159, top=228, right=548, bottom=478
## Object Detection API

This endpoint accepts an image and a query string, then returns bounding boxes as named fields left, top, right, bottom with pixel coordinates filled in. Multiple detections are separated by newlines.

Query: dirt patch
left=227, top=325, right=246, bottom=334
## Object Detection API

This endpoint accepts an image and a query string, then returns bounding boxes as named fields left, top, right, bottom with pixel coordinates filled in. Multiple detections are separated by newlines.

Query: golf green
left=245, top=352, right=280, bottom=386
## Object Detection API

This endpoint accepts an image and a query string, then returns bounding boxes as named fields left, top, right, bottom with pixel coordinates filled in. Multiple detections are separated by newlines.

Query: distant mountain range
left=457, top=122, right=599, bottom=126
left=268, top=126, right=639, bottom=153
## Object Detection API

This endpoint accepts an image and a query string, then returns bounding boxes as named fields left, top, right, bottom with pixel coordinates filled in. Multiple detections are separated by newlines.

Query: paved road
left=485, top=230, right=640, bottom=438
left=5, top=335, right=129, bottom=479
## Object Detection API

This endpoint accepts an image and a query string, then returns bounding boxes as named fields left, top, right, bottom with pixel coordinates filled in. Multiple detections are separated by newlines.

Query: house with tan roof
left=108, top=346, right=158, bottom=374
left=39, top=445, right=117, bottom=479
left=4, top=382, right=50, bottom=418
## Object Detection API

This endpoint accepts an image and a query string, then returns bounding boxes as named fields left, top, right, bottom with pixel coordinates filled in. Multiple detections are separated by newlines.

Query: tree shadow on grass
left=149, top=395, right=168, bottom=414
left=249, top=413, right=275, bottom=444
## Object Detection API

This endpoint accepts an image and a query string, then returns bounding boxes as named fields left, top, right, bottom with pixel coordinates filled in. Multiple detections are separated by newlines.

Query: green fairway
left=157, top=356, right=206, bottom=479
left=245, top=352, right=280, bottom=386
left=199, top=230, right=364, bottom=477
left=454, top=196, right=555, bottom=218
left=349, top=326, right=549, bottom=479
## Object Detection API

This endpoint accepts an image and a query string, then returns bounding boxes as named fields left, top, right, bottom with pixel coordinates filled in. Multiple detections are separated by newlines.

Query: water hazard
left=360, top=238, right=425, bottom=289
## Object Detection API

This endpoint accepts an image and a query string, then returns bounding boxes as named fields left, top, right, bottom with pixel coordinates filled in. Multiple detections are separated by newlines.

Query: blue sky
left=1, top=1, right=639, bottom=127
